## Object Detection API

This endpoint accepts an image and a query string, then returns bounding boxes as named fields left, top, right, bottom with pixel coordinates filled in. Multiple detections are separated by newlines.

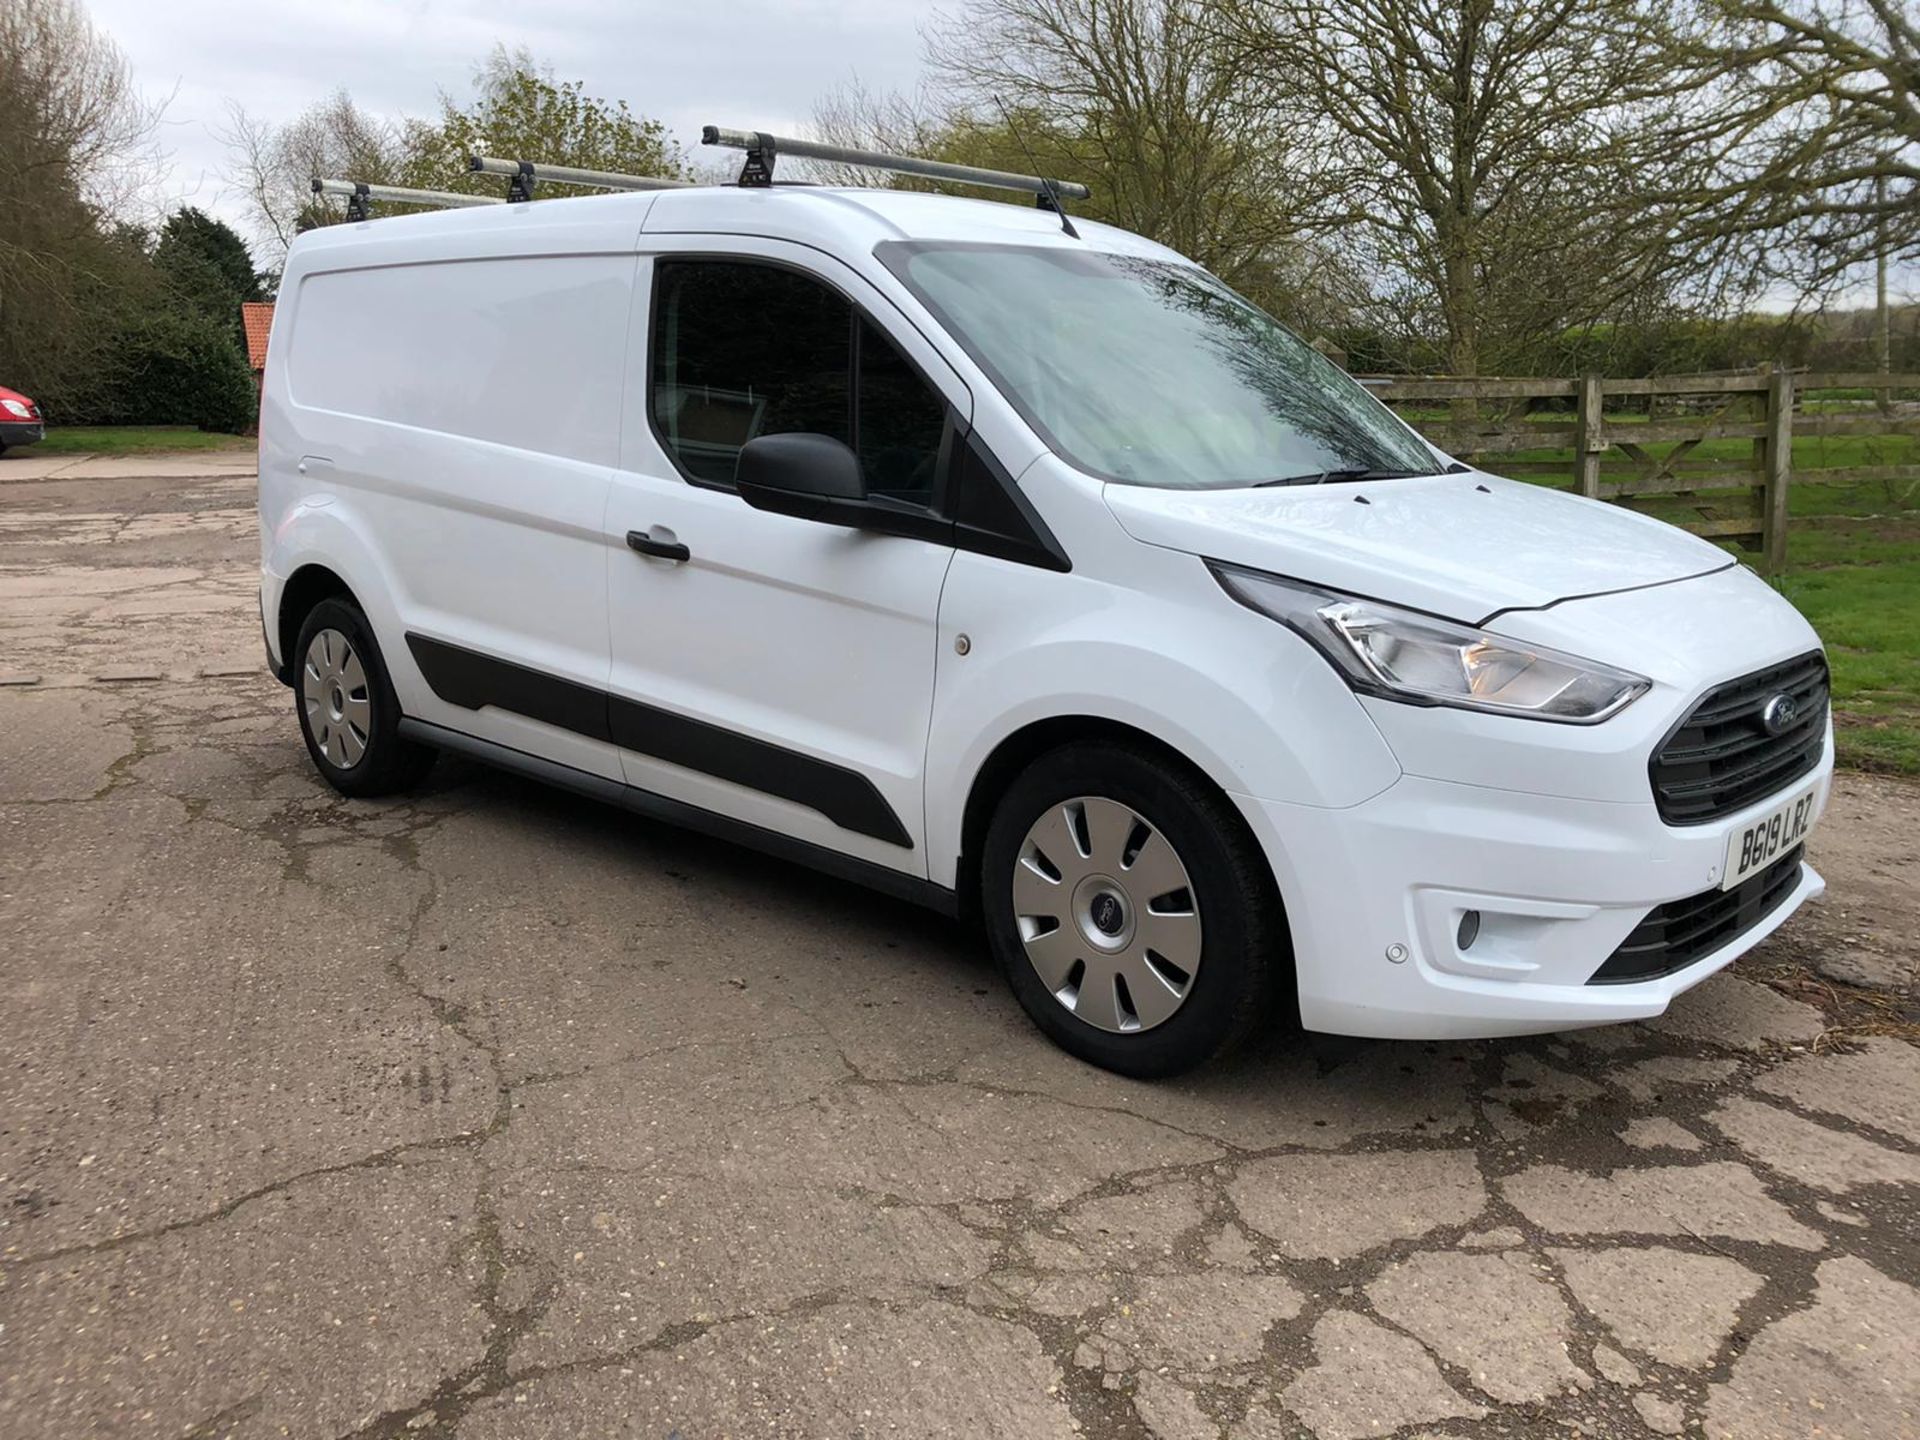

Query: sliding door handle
left=626, top=529, right=690, bottom=562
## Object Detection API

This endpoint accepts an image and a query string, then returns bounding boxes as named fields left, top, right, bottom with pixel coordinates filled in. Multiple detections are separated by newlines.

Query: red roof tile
left=242, top=302, right=275, bottom=371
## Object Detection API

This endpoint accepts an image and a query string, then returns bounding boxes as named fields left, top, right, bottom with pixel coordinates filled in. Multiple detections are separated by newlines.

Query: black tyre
left=980, top=741, right=1290, bottom=1077
left=292, top=597, right=435, bottom=797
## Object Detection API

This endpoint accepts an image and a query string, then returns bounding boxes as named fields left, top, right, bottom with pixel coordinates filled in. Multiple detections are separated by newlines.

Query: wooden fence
left=1358, top=369, right=1920, bottom=573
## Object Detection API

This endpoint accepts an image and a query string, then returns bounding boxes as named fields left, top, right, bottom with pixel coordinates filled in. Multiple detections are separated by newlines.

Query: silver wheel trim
left=1012, top=796, right=1203, bottom=1035
left=301, top=628, right=372, bottom=770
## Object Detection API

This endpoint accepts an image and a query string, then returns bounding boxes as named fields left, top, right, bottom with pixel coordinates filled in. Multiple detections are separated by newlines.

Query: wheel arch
left=276, top=563, right=360, bottom=684
left=953, top=715, right=1287, bottom=932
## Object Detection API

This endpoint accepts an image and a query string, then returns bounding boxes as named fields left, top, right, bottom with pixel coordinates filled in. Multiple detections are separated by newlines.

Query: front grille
left=1650, top=651, right=1828, bottom=825
left=1588, top=846, right=1805, bottom=985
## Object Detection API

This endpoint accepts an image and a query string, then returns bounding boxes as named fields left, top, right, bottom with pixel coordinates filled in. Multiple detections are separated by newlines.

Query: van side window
left=650, top=260, right=948, bottom=503
left=653, top=261, right=852, bottom=486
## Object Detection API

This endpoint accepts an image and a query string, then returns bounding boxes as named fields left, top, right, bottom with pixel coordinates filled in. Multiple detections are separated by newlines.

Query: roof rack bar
left=468, top=155, right=693, bottom=202
left=313, top=178, right=502, bottom=222
left=700, top=126, right=1091, bottom=203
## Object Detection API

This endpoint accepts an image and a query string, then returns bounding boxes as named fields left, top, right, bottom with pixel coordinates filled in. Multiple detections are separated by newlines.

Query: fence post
left=1761, top=366, right=1794, bottom=575
left=1574, top=373, right=1605, bottom=498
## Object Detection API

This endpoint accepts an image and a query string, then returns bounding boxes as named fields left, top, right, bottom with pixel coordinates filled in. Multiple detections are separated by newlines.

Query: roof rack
left=313, top=178, right=502, bottom=222
left=468, top=155, right=694, bottom=203
left=699, top=126, right=1090, bottom=211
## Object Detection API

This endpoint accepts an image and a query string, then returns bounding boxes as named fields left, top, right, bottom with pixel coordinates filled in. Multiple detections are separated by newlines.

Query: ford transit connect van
left=259, top=177, right=1831, bottom=1075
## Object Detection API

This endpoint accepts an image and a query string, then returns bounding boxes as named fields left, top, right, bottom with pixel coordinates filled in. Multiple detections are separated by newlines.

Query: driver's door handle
left=626, top=529, right=690, bottom=563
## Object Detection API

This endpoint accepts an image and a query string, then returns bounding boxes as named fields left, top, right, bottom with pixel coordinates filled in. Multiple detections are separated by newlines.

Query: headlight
left=1, top=399, right=30, bottom=419
left=1212, top=563, right=1650, bottom=723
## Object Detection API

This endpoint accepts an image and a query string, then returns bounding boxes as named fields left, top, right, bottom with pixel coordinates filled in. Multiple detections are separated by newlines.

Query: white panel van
left=260, top=179, right=1831, bottom=1075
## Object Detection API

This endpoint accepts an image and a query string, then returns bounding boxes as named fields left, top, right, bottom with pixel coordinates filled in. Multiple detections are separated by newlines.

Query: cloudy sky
left=90, top=0, right=943, bottom=237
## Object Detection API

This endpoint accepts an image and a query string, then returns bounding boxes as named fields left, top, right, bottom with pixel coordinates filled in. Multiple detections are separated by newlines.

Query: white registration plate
left=1722, top=784, right=1819, bottom=890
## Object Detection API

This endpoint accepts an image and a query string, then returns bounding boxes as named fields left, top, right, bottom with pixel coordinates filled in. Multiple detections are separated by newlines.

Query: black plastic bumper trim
left=1588, top=846, right=1806, bottom=985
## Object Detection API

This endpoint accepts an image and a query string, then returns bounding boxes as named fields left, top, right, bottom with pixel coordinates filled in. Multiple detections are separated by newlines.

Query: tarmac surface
left=1, top=455, right=1916, bottom=1439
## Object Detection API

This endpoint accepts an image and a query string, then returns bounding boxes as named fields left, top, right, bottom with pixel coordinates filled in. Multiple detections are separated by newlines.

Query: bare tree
left=1676, top=1, right=1920, bottom=288
left=809, top=77, right=958, bottom=185
left=1220, top=0, right=1733, bottom=375
left=222, top=90, right=413, bottom=262
left=895, top=0, right=1339, bottom=305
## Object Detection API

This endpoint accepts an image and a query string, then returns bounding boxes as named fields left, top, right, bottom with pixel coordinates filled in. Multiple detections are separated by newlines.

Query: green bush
left=97, top=310, right=256, bottom=433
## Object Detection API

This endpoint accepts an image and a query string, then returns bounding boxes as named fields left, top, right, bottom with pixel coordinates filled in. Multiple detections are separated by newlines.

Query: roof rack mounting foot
left=727, top=128, right=777, bottom=188
left=507, top=160, right=536, bottom=203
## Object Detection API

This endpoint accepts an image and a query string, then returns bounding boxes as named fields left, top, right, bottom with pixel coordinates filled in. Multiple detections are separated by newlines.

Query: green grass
left=15, top=426, right=254, bottom=456
left=1402, top=408, right=1920, bottom=775
left=1778, top=552, right=1920, bottom=776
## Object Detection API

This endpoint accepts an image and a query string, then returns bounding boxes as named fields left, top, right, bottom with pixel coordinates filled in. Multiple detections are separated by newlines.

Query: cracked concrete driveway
left=2, top=457, right=1917, bottom=1440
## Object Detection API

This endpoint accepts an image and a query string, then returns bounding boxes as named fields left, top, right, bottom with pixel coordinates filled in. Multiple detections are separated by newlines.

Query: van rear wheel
left=293, top=598, right=434, bottom=797
left=980, top=741, right=1287, bottom=1077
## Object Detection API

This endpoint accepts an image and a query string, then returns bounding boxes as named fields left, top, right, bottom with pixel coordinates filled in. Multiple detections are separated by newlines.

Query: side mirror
left=736, top=433, right=865, bottom=523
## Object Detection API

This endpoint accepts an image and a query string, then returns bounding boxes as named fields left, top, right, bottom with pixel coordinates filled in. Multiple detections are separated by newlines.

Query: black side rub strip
left=397, top=718, right=954, bottom=915
left=607, top=693, right=910, bottom=847
left=405, top=633, right=913, bottom=848
left=407, top=634, right=609, bottom=741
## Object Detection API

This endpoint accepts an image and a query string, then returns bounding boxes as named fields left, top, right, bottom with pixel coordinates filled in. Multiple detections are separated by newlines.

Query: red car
left=0, top=385, right=44, bottom=454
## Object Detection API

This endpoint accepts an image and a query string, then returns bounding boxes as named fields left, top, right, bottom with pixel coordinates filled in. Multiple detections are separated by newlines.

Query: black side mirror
left=736, top=433, right=865, bottom=523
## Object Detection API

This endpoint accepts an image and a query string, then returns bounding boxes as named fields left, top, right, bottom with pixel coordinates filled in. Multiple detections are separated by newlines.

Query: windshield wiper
left=1253, top=466, right=1435, bottom=488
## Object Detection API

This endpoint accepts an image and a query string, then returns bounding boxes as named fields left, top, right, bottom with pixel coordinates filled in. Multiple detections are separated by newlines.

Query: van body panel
left=1102, top=470, right=1735, bottom=623
left=266, top=235, right=643, bottom=781
left=922, top=453, right=1406, bottom=889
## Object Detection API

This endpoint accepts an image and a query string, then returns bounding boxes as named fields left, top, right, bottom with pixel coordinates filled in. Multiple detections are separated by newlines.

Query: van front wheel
left=293, top=598, right=434, bottom=797
left=980, top=741, right=1287, bottom=1077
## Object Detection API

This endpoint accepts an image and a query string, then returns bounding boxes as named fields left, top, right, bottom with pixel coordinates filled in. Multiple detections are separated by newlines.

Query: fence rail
left=1358, top=367, right=1920, bottom=572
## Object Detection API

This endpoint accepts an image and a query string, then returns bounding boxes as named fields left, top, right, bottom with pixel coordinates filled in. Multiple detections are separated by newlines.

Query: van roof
left=291, top=183, right=1188, bottom=266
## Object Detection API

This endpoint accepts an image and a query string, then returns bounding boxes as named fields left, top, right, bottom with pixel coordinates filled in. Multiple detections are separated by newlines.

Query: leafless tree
left=842, top=0, right=1344, bottom=307
left=221, top=90, right=414, bottom=262
left=1673, top=1, right=1920, bottom=290
left=1219, top=0, right=1736, bottom=375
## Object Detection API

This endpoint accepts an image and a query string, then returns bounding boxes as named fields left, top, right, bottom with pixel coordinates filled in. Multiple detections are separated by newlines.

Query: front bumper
left=1235, top=733, right=1833, bottom=1039
left=0, top=420, right=44, bottom=447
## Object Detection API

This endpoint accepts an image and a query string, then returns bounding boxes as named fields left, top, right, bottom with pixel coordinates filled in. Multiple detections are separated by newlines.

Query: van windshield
left=877, top=241, right=1440, bottom=490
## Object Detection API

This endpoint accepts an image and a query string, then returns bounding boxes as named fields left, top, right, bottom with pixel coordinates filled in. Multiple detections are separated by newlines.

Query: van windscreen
left=877, top=242, right=1439, bottom=490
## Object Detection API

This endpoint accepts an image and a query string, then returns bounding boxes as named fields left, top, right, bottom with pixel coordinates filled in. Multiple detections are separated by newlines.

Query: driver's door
left=604, top=243, right=970, bottom=876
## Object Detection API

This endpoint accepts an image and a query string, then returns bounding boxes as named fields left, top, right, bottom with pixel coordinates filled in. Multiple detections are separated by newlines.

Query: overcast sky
left=80, top=0, right=1907, bottom=309
left=90, top=0, right=943, bottom=238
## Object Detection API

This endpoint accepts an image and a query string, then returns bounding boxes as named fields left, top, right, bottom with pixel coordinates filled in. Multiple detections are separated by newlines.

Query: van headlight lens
left=1212, top=564, right=1650, bottom=723
left=1, top=399, right=30, bottom=419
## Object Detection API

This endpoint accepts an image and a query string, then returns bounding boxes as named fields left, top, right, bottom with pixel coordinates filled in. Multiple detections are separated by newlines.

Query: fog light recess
left=1457, top=909, right=1481, bottom=951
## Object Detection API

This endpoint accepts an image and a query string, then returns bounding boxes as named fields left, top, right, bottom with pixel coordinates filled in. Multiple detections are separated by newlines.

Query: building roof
left=241, top=302, right=274, bottom=371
